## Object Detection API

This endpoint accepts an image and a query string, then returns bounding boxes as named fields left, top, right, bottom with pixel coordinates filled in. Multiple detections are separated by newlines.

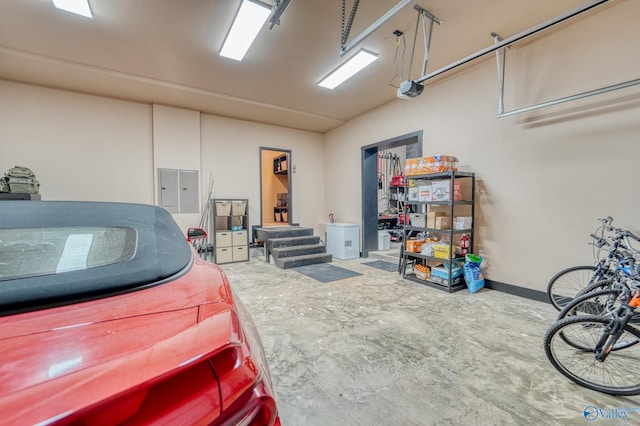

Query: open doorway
left=361, top=131, right=422, bottom=257
left=259, top=147, right=292, bottom=228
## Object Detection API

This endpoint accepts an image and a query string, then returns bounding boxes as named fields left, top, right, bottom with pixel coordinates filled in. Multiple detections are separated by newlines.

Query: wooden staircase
left=255, top=226, right=332, bottom=269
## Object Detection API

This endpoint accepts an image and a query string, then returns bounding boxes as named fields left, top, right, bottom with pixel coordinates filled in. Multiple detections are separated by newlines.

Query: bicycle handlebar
left=599, top=216, right=613, bottom=225
left=590, top=233, right=609, bottom=248
left=626, top=230, right=640, bottom=242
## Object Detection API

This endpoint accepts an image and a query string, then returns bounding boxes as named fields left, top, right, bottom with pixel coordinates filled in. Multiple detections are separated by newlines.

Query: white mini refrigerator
left=326, top=223, right=360, bottom=260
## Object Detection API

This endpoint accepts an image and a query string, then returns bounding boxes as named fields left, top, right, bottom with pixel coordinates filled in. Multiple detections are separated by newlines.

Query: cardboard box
left=429, top=275, right=462, bottom=286
left=435, top=217, right=450, bottom=230
left=406, top=240, right=425, bottom=253
left=407, top=187, right=419, bottom=201
left=433, top=244, right=452, bottom=260
left=427, top=211, right=447, bottom=228
left=453, top=181, right=462, bottom=201
left=431, top=180, right=462, bottom=201
left=431, top=180, right=450, bottom=201
left=404, top=155, right=458, bottom=175
left=431, top=264, right=461, bottom=280
left=454, top=216, right=473, bottom=230
left=418, top=184, right=432, bottom=202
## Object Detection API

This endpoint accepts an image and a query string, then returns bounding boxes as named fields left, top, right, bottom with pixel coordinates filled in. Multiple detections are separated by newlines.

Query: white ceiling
left=0, top=0, right=591, bottom=133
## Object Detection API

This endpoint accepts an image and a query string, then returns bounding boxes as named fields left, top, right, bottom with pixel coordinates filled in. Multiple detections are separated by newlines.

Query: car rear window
left=0, top=201, right=193, bottom=316
left=0, top=226, right=137, bottom=281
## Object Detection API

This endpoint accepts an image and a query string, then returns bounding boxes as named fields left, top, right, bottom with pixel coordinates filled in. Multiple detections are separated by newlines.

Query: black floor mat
left=291, top=263, right=362, bottom=283
left=361, top=260, right=398, bottom=273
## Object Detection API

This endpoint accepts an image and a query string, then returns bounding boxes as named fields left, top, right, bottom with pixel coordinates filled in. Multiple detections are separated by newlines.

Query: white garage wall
left=324, top=0, right=640, bottom=292
left=200, top=114, right=326, bottom=237
left=152, top=104, right=201, bottom=233
left=0, top=81, right=153, bottom=203
left=0, top=82, right=327, bottom=240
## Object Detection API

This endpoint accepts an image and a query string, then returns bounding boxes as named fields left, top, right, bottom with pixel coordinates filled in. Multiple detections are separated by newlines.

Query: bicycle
left=544, top=280, right=640, bottom=395
left=555, top=274, right=640, bottom=351
left=546, top=218, right=640, bottom=310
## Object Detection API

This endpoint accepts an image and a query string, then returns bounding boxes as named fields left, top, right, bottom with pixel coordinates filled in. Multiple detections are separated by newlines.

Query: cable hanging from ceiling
left=396, top=5, right=441, bottom=99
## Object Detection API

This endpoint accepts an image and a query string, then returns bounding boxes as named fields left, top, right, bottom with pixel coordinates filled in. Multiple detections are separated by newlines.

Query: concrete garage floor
left=220, top=256, right=640, bottom=425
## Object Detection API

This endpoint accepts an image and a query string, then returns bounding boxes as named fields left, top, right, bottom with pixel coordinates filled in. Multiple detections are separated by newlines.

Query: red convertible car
left=0, top=201, right=280, bottom=425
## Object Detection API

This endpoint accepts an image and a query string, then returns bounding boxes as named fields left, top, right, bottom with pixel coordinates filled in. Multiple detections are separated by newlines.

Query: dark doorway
left=361, top=131, right=422, bottom=257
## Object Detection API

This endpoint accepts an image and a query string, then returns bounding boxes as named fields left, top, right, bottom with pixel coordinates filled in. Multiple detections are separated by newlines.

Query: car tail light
left=207, top=284, right=280, bottom=426
left=208, top=336, right=279, bottom=426
left=55, top=359, right=222, bottom=425
left=211, top=373, right=280, bottom=426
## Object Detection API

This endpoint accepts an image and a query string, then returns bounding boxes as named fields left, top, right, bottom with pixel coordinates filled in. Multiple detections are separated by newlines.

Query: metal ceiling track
left=411, top=0, right=638, bottom=118
left=416, top=0, right=612, bottom=85
left=340, top=0, right=415, bottom=56
left=497, top=78, right=640, bottom=118
left=490, top=2, right=640, bottom=117
left=269, top=0, right=293, bottom=29
left=494, top=26, right=640, bottom=117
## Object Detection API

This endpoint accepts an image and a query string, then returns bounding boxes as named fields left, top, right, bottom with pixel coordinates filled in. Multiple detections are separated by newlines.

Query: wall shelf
left=211, top=199, right=249, bottom=264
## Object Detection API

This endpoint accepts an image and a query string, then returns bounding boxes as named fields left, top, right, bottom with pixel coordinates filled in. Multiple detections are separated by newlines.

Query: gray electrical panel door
left=158, top=168, right=179, bottom=213
left=179, top=169, right=199, bottom=214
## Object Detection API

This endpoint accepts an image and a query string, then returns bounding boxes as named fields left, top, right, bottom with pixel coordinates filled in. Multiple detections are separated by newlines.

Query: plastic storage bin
left=378, top=230, right=390, bottom=251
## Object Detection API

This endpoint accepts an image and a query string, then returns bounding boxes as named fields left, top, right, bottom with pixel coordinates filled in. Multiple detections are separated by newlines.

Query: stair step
left=275, top=253, right=332, bottom=269
left=271, top=244, right=326, bottom=259
left=255, top=226, right=314, bottom=241
left=267, top=235, right=321, bottom=249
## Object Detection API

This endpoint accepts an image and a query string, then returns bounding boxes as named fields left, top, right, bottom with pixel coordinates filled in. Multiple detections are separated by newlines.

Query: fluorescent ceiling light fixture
left=220, top=0, right=271, bottom=61
left=318, top=49, right=378, bottom=89
left=52, top=0, right=92, bottom=18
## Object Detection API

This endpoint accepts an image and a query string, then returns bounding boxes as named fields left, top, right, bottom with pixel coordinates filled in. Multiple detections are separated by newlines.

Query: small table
left=274, top=206, right=288, bottom=222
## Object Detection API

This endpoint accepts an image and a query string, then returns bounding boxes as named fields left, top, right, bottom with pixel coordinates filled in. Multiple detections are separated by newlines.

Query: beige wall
left=152, top=104, right=201, bottom=232
left=200, top=115, right=325, bottom=237
left=0, top=83, right=326, bottom=241
left=0, top=81, right=153, bottom=203
left=325, top=0, right=640, bottom=292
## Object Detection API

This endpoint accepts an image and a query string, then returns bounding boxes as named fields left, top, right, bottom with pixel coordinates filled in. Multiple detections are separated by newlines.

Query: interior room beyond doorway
left=260, top=147, right=291, bottom=227
left=361, top=131, right=422, bottom=257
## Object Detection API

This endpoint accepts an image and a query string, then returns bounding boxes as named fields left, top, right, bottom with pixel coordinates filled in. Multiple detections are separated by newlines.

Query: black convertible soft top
left=0, top=201, right=192, bottom=315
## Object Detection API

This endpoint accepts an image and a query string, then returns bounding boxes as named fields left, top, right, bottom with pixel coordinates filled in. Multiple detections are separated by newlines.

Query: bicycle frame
left=595, top=288, right=640, bottom=362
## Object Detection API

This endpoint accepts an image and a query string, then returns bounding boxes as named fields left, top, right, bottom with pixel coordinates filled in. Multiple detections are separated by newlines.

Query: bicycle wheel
left=562, top=281, right=640, bottom=325
left=547, top=265, right=599, bottom=311
left=558, top=288, right=625, bottom=320
left=573, top=278, right=616, bottom=300
left=544, top=315, right=640, bottom=395
left=555, top=288, right=640, bottom=350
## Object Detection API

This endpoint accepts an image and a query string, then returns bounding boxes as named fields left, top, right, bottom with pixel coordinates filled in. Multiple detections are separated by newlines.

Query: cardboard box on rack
left=431, top=264, right=461, bottom=280
left=427, top=211, right=447, bottom=228
left=435, top=216, right=450, bottom=230
left=406, top=240, right=425, bottom=253
left=433, top=244, right=452, bottom=259
left=431, top=180, right=462, bottom=202
left=453, top=181, right=462, bottom=201
left=454, top=216, right=473, bottom=230
left=431, top=180, right=449, bottom=201
left=418, top=184, right=432, bottom=202
left=408, top=187, right=419, bottom=201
